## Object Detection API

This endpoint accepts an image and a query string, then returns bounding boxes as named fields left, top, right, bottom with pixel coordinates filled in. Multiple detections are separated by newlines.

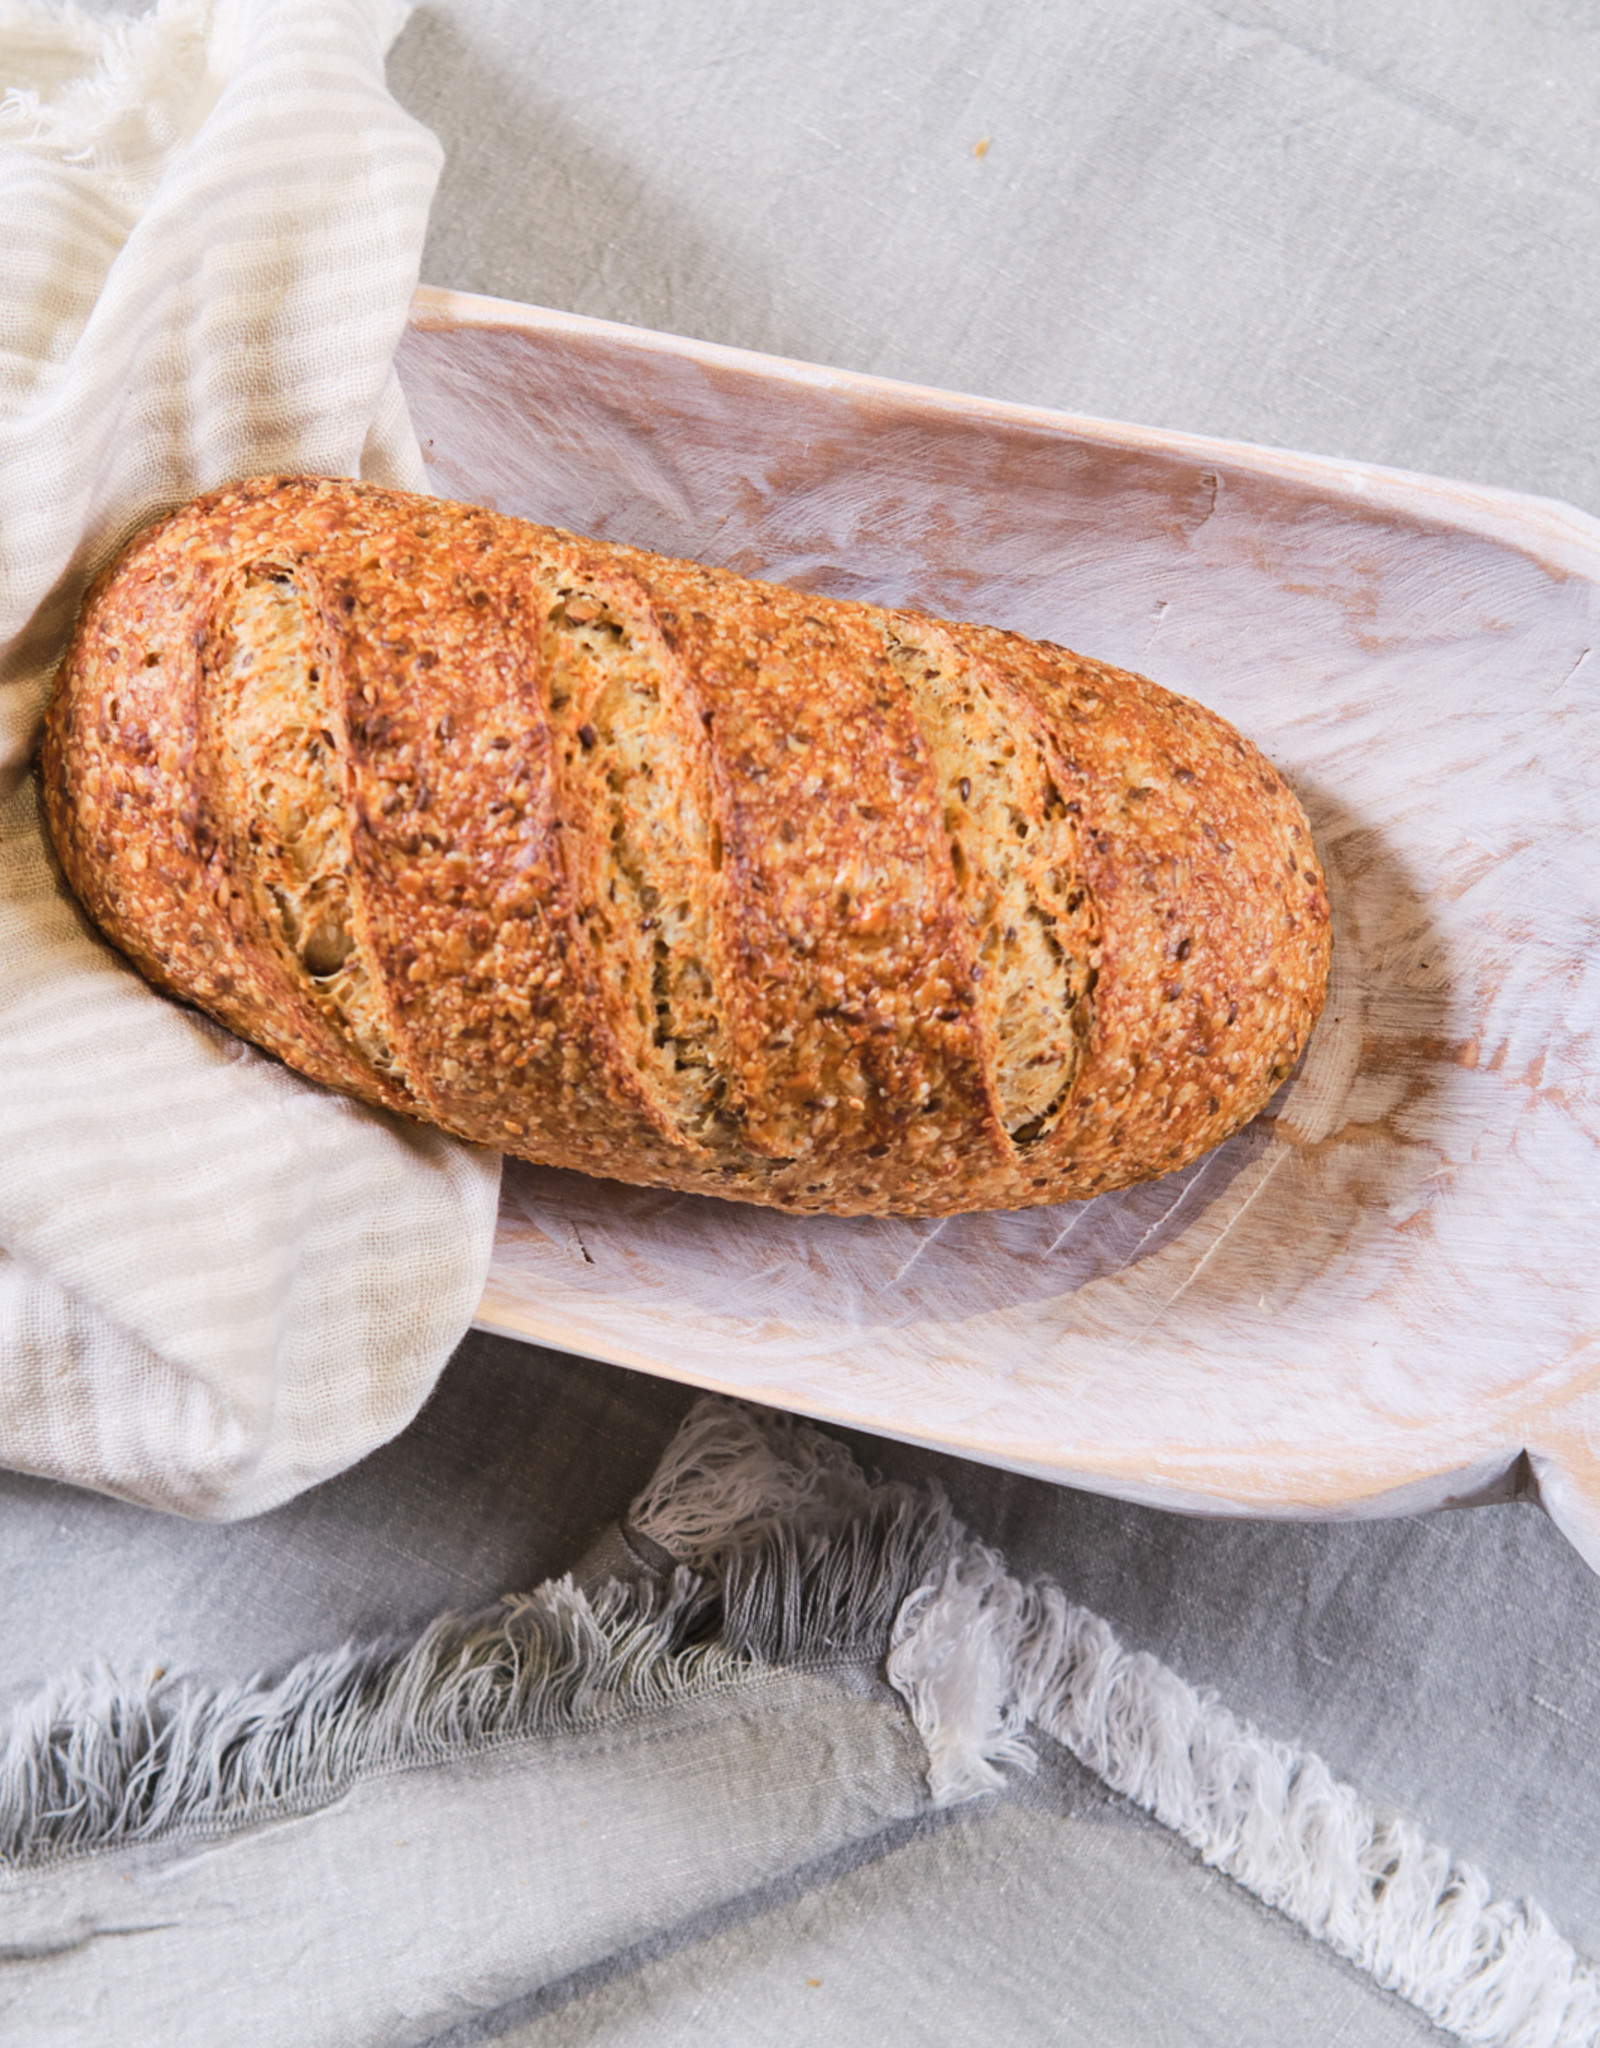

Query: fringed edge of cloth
left=3, top=1395, right=1596, bottom=2048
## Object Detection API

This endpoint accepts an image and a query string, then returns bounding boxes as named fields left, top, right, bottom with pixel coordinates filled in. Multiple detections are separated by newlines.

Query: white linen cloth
left=0, top=0, right=501, bottom=1519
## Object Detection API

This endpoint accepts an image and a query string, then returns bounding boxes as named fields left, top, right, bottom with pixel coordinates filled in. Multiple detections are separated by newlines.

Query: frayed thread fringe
left=3, top=1393, right=1595, bottom=2048
left=644, top=1400, right=1600, bottom=2047
left=0, top=0, right=413, bottom=181
left=0, top=1447, right=951, bottom=1871
left=0, top=0, right=212, bottom=175
left=629, top=1394, right=880, bottom=1564
left=1, top=1571, right=721, bottom=1867
left=889, top=1540, right=1600, bottom=2048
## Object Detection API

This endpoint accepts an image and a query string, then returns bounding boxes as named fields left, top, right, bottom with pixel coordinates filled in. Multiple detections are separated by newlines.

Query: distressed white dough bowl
left=397, top=286, right=1600, bottom=1568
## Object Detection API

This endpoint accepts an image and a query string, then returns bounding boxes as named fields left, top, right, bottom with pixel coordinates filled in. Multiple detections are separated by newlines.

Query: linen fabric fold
left=0, top=0, right=501, bottom=1518
left=4, top=1393, right=1593, bottom=2047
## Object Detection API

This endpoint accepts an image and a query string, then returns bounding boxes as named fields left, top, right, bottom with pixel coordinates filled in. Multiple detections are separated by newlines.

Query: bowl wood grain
left=399, top=285, right=1600, bottom=1566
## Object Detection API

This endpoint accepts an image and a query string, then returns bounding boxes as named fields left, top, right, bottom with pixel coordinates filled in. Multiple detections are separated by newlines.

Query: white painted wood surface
left=398, top=285, right=1600, bottom=1565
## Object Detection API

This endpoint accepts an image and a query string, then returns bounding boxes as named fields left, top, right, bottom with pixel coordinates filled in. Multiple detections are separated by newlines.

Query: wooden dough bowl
left=398, top=286, right=1600, bottom=1568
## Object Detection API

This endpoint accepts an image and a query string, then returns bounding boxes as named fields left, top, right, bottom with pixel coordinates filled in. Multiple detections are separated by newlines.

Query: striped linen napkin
left=0, top=0, right=501, bottom=1518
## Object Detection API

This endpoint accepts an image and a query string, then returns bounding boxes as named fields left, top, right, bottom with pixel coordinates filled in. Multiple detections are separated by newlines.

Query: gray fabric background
left=0, top=1336, right=1589, bottom=2043
left=395, top=0, right=1600, bottom=510
left=6, top=0, right=1600, bottom=2039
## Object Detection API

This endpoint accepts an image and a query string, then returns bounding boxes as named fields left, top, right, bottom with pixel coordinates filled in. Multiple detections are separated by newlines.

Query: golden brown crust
left=955, top=620, right=1330, bottom=1196
left=41, top=475, right=1331, bottom=1218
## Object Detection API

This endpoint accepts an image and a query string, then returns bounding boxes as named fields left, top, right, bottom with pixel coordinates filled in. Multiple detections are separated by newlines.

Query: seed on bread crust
left=41, top=474, right=1331, bottom=1218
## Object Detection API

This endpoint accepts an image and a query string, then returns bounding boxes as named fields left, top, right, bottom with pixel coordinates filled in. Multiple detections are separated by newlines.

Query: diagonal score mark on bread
left=884, top=620, right=1096, bottom=1149
left=210, top=563, right=417, bottom=1105
left=41, top=475, right=1331, bottom=1219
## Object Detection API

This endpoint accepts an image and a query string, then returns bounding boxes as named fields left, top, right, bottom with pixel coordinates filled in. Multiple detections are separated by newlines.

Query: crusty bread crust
left=41, top=475, right=1330, bottom=1217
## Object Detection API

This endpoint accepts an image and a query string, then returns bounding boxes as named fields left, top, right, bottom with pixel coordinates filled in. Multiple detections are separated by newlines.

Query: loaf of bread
left=42, top=474, right=1330, bottom=1218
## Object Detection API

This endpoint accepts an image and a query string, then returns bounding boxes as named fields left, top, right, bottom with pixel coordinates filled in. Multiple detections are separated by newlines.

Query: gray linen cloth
left=8, top=1360, right=1590, bottom=2045
left=4, top=1346, right=1598, bottom=2045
